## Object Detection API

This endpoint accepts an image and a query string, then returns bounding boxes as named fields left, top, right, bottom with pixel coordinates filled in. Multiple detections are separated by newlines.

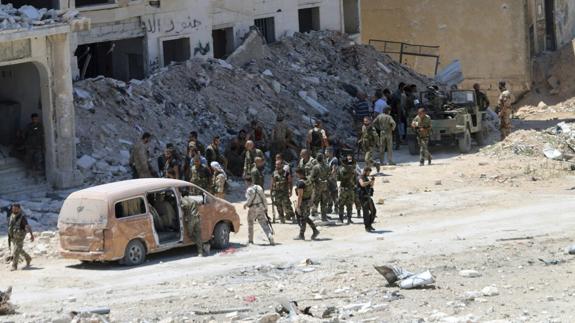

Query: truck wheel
left=458, top=128, right=472, bottom=154
left=121, top=240, right=146, bottom=266
left=407, top=137, right=419, bottom=155
left=211, top=222, right=231, bottom=250
left=474, top=127, right=488, bottom=146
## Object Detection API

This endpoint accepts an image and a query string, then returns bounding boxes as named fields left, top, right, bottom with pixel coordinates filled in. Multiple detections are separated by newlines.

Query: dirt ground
left=2, top=116, right=575, bottom=323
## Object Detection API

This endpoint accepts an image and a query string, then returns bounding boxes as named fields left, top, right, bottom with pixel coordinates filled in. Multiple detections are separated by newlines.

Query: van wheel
left=212, top=222, right=231, bottom=250
left=122, top=240, right=146, bottom=266
left=458, top=128, right=472, bottom=154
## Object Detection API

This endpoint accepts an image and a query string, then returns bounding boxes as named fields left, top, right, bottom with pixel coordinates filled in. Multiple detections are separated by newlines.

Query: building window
left=342, top=0, right=360, bottom=34
left=298, top=7, right=320, bottom=33
left=162, top=37, right=191, bottom=66
left=254, top=17, right=276, bottom=44
left=212, top=27, right=235, bottom=59
left=75, top=37, right=145, bottom=81
left=76, top=0, right=115, bottom=8
left=115, top=197, right=147, bottom=219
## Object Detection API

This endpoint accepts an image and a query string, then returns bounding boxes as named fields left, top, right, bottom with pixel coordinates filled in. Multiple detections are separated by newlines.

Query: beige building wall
left=361, top=0, right=531, bottom=100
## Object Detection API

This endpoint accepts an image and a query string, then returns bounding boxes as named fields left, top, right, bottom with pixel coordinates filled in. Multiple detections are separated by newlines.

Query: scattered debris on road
left=0, top=287, right=15, bottom=315
left=374, top=265, right=435, bottom=289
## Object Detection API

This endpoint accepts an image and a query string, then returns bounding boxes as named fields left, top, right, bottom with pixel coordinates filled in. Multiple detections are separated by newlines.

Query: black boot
left=311, top=230, right=320, bottom=240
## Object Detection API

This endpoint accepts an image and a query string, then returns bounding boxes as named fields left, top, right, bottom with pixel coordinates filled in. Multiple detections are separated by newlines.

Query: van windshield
left=59, top=198, right=108, bottom=225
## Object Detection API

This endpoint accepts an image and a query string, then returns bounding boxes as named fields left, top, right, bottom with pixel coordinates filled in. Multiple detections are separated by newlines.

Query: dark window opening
left=298, top=7, right=320, bottom=33
left=162, top=37, right=191, bottom=66
left=212, top=27, right=235, bottom=59
left=115, top=198, right=147, bottom=219
left=75, top=0, right=115, bottom=7
left=342, top=0, right=360, bottom=34
left=254, top=17, right=276, bottom=44
left=75, top=37, right=145, bottom=81
left=2, top=0, right=59, bottom=9
left=544, top=0, right=557, bottom=51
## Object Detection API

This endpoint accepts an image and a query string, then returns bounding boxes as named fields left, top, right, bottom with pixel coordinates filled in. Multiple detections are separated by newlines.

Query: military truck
left=407, top=90, right=489, bottom=155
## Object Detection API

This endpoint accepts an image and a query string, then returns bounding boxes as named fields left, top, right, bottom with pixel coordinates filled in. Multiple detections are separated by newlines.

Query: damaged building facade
left=0, top=0, right=360, bottom=194
left=73, top=0, right=361, bottom=81
left=361, top=0, right=575, bottom=100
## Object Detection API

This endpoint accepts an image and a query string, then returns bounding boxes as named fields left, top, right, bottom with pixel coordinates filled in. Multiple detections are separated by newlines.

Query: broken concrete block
left=257, top=312, right=280, bottom=323
left=481, top=286, right=499, bottom=297
left=271, top=80, right=282, bottom=94
left=459, top=269, right=481, bottom=278
left=227, top=30, right=270, bottom=67
left=77, top=155, right=97, bottom=170
left=262, top=69, right=273, bottom=77
left=18, top=5, right=41, bottom=20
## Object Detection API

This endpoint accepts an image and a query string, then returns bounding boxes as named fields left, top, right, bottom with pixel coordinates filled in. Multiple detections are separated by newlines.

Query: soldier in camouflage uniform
left=8, top=204, right=34, bottom=271
left=497, top=81, right=515, bottom=141
left=243, top=140, right=264, bottom=178
left=250, top=157, right=265, bottom=188
left=189, top=156, right=212, bottom=194
left=411, top=108, right=433, bottom=166
left=181, top=196, right=205, bottom=257
left=298, top=149, right=317, bottom=177
left=271, top=159, right=295, bottom=224
left=310, top=153, right=331, bottom=222
left=325, top=148, right=339, bottom=214
left=337, top=155, right=357, bottom=224
left=294, top=168, right=319, bottom=241
left=360, top=116, right=380, bottom=172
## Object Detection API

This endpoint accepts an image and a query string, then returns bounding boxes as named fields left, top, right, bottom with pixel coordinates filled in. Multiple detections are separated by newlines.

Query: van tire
left=122, top=240, right=146, bottom=266
left=212, top=222, right=231, bottom=250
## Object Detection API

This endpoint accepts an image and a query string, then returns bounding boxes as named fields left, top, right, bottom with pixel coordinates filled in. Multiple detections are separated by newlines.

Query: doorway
left=545, top=0, right=557, bottom=51
left=342, top=0, right=360, bottom=34
left=212, top=27, right=235, bottom=59
left=254, top=17, right=276, bottom=44
left=162, top=37, right=191, bottom=66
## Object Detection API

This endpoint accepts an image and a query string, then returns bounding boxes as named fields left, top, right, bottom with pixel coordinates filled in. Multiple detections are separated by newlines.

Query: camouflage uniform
left=190, top=164, right=212, bottom=194
left=373, top=113, right=396, bottom=164
left=337, top=163, right=356, bottom=224
left=246, top=185, right=274, bottom=245
left=310, top=160, right=330, bottom=221
left=411, top=114, right=432, bottom=164
left=361, top=124, right=379, bottom=169
left=243, top=148, right=264, bottom=178
left=326, top=156, right=339, bottom=214
left=8, top=212, right=32, bottom=270
left=250, top=165, right=265, bottom=188
left=295, top=178, right=319, bottom=240
left=298, top=157, right=317, bottom=177
left=24, top=122, right=44, bottom=175
left=498, top=90, right=514, bottom=140
left=181, top=196, right=204, bottom=256
left=272, top=167, right=295, bottom=223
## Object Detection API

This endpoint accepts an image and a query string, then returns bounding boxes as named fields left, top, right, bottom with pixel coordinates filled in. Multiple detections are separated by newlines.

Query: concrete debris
left=0, top=287, right=15, bottom=315
left=73, top=31, right=430, bottom=185
left=567, top=244, right=575, bottom=255
left=258, top=312, right=281, bottom=323
left=0, top=3, right=82, bottom=31
left=374, top=265, right=435, bottom=289
left=481, top=286, right=499, bottom=297
left=458, top=269, right=481, bottom=278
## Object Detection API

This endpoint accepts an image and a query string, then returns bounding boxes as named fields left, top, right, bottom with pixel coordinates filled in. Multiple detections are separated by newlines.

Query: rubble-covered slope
left=74, top=31, right=431, bottom=183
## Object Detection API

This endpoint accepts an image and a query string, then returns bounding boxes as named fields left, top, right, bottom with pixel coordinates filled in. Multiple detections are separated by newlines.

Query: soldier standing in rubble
left=250, top=157, right=266, bottom=188
left=310, top=153, right=331, bottom=222
left=130, top=132, right=155, bottom=178
left=247, top=120, right=268, bottom=151
left=298, top=149, right=317, bottom=178
left=411, top=108, right=433, bottom=166
left=187, top=131, right=206, bottom=156
left=373, top=107, right=397, bottom=166
left=243, top=140, right=264, bottom=179
left=244, top=176, right=274, bottom=245
left=24, top=113, right=44, bottom=179
left=473, top=83, right=490, bottom=111
left=8, top=204, right=34, bottom=271
left=325, top=147, right=339, bottom=214
left=271, top=159, right=295, bottom=224
left=338, top=155, right=357, bottom=225
left=358, top=167, right=377, bottom=232
left=189, top=156, right=212, bottom=194
left=360, top=116, right=380, bottom=173
left=294, top=168, right=320, bottom=241
left=181, top=195, right=205, bottom=257
left=210, top=161, right=227, bottom=199
left=353, top=91, right=372, bottom=137
left=497, top=81, right=515, bottom=140
left=205, top=136, right=227, bottom=170
left=307, top=120, right=329, bottom=157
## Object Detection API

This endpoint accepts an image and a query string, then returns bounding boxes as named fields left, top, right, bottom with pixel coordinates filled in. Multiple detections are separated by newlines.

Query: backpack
left=310, top=128, right=322, bottom=148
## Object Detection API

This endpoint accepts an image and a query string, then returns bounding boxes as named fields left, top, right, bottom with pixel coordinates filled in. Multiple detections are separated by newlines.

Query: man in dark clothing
left=24, top=113, right=44, bottom=177
left=474, top=83, right=490, bottom=111
left=353, top=92, right=372, bottom=137
left=206, top=136, right=227, bottom=170
left=188, top=131, right=206, bottom=156
left=389, top=83, right=405, bottom=149
left=358, top=167, right=377, bottom=232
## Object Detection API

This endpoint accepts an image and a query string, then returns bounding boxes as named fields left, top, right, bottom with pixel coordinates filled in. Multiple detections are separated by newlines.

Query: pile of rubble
left=516, top=98, right=575, bottom=119
left=0, top=4, right=80, bottom=30
left=482, top=122, right=575, bottom=162
left=73, top=31, right=430, bottom=184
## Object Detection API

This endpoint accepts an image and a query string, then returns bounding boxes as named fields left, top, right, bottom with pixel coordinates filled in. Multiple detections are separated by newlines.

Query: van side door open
left=146, top=188, right=183, bottom=245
